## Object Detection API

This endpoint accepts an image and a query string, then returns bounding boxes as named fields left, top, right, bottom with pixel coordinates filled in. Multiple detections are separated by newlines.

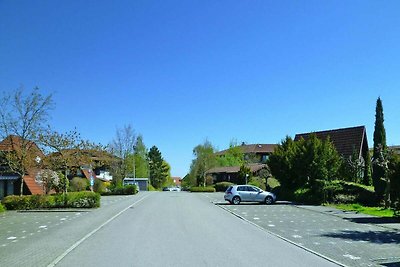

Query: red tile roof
left=0, top=135, right=44, bottom=158
left=216, top=144, right=277, bottom=156
left=294, top=126, right=368, bottom=158
left=23, top=175, right=43, bottom=195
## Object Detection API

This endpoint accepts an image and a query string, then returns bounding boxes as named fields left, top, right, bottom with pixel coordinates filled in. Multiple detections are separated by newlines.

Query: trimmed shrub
left=66, top=191, right=100, bottom=208
left=0, top=203, right=5, bottom=212
left=101, top=185, right=138, bottom=195
left=214, top=182, right=234, bottom=192
left=2, top=195, right=31, bottom=210
left=190, top=186, right=216, bottom=192
left=2, top=192, right=100, bottom=210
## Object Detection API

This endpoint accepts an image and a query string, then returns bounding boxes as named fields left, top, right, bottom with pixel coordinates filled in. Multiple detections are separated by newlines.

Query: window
left=237, top=186, right=246, bottom=191
left=246, top=186, right=257, bottom=192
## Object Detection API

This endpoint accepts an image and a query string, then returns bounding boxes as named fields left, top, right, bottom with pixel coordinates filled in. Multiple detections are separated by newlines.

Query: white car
left=224, top=185, right=276, bottom=205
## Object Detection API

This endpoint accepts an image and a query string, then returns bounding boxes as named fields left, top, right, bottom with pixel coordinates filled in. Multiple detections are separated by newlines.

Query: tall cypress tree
left=372, top=97, right=387, bottom=201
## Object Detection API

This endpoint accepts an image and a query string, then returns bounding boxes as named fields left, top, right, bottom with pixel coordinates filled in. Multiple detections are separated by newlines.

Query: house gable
left=294, top=126, right=368, bottom=159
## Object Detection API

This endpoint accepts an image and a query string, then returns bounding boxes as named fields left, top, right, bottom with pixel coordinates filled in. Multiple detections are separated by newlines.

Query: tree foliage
left=0, top=87, right=53, bottom=195
left=189, top=140, right=217, bottom=187
left=216, top=144, right=244, bottom=167
left=148, top=146, right=169, bottom=189
left=372, top=97, right=387, bottom=201
left=268, top=135, right=341, bottom=194
left=108, top=124, right=137, bottom=185
left=133, top=134, right=149, bottom=178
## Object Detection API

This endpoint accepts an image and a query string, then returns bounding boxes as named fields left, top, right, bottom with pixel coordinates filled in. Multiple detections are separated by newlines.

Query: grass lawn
left=327, top=203, right=395, bottom=217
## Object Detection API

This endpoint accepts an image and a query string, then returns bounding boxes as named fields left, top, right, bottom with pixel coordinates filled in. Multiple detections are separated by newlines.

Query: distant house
left=48, top=149, right=116, bottom=183
left=216, top=143, right=278, bottom=163
left=206, top=163, right=267, bottom=184
left=171, top=176, right=181, bottom=186
left=206, top=143, right=277, bottom=184
left=294, top=125, right=369, bottom=162
left=0, top=135, right=45, bottom=199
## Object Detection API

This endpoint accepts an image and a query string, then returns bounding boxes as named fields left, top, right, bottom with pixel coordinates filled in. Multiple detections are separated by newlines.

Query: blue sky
left=1, top=1, right=400, bottom=177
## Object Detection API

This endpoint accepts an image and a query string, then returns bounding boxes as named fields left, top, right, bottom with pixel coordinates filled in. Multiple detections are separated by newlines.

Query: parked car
left=162, top=187, right=172, bottom=191
left=171, top=187, right=181, bottom=192
left=224, top=185, right=276, bottom=205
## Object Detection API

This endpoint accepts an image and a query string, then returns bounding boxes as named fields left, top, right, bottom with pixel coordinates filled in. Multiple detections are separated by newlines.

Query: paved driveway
left=207, top=193, right=400, bottom=267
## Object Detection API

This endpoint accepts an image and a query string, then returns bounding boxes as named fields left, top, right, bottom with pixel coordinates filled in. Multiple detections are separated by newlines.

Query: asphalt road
left=54, top=192, right=337, bottom=267
left=2, top=192, right=397, bottom=267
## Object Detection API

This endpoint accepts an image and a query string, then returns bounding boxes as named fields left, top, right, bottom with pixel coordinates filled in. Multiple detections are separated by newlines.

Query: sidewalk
left=295, top=204, right=400, bottom=231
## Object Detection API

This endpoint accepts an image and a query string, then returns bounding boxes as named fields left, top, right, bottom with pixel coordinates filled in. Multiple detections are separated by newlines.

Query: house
left=206, top=163, right=268, bottom=184
left=206, top=143, right=277, bottom=183
left=216, top=143, right=278, bottom=163
left=47, top=149, right=116, bottom=183
left=0, top=135, right=45, bottom=199
left=171, top=176, right=181, bottom=187
left=294, top=125, right=369, bottom=162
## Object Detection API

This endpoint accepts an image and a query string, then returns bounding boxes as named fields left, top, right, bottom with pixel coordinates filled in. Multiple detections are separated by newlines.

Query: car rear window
left=226, top=186, right=233, bottom=192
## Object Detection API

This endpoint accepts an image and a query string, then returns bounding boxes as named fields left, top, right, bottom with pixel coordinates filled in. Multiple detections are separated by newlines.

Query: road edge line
left=216, top=204, right=347, bottom=267
left=47, top=194, right=151, bottom=267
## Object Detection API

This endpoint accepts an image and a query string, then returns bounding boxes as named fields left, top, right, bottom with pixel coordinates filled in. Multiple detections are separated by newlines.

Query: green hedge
left=214, top=182, right=234, bottom=192
left=190, top=186, right=216, bottom=192
left=2, top=191, right=100, bottom=210
left=0, top=203, right=5, bottom=212
left=101, top=185, right=138, bottom=195
left=292, top=180, right=376, bottom=205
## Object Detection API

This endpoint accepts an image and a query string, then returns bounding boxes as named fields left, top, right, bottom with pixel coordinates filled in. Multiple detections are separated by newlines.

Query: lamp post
left=245, top=174, right=249, bottom=185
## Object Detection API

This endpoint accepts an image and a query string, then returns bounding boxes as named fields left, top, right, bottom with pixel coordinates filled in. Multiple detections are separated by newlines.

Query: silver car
left=224, top=185, right=276, bottom=205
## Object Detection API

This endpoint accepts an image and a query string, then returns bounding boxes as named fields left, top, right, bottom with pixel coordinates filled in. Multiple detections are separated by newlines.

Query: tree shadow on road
left=344, top=217, right=400, bottom=224
left=322, top=230, right=400, bottom=245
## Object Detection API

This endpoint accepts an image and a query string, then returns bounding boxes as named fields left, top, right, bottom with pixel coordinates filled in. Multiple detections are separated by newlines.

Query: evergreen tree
left=148, top=146, right=168, bottom=189
left=363, top=150, right=372, bottom=186
left=372, top=97, right=387, bottom=201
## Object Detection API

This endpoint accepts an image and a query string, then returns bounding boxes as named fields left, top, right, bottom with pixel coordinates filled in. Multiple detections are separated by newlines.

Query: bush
left=66, top=191, right=100, bottom=208
left=2, top=192, right=100, bottom=210
left=214, top=182, right=234, bottom=192
left=0, top=203, right=5, bottom=212
left=2, top=195, right=32, bottom=210
left=93, top=179, right=106, bottom=193
left=101, top=185, right=138, bottom=195
left=290, top=180, right=376, bottom=205
left=190, top=186, right=216, bottom=192
left=248, top=177, right=266, bottom=190
left=70, top=177, right=89, bottom=192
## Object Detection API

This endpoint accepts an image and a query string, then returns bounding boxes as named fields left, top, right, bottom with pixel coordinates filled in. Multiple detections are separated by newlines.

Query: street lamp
left=245, top=174, right=249, bottom=185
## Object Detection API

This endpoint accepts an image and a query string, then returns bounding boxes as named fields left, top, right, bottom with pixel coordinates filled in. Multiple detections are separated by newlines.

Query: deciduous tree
left=0, top=87, right=53, bottom=195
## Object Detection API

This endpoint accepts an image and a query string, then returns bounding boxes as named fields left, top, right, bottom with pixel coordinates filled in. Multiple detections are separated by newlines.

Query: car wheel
left=232, top=196, right=241, bottom=205
left=265, top=196, right=273, bottom=205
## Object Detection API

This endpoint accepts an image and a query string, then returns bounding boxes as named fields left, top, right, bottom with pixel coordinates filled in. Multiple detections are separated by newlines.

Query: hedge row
left=101, top=185, right=138, bottom=196
left=2, top=191, right=100, bottom=210
left=290, top=180, right=376, bottom=205
left=214, top=182, right=234, bottom=192
left=190, top=186, right=216, bottom=192
left=0, top=203, right=5, bottom=212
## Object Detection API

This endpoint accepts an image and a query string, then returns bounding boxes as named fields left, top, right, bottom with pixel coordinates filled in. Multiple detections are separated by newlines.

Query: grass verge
left=327, top=203, right=394, bottom=217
